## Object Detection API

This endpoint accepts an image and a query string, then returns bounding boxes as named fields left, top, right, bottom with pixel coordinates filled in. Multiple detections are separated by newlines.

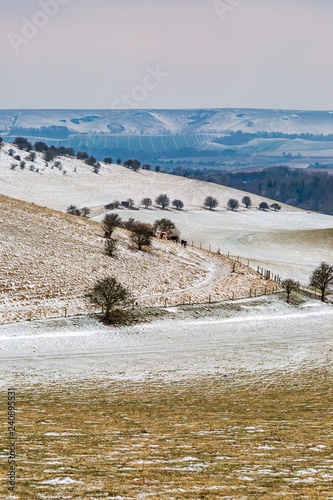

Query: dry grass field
left=1, top=370, right=332, bottom=499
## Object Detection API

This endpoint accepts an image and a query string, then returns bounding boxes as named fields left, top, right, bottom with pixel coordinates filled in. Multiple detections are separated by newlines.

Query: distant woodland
left=172, top=166, right=333, bottom=215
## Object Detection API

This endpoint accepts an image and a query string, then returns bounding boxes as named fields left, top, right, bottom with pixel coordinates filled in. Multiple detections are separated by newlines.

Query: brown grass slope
left=0, top=195, right=276, bottom=324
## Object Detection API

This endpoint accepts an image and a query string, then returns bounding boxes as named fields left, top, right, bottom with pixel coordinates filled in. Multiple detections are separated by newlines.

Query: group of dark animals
left=171, top=235, right=188, bottom=247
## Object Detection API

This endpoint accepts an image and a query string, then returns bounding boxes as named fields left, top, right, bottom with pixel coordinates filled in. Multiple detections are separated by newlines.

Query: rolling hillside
left=0, top=142, right=299, bottom=212
left=0, top=194, right=275, bottom=324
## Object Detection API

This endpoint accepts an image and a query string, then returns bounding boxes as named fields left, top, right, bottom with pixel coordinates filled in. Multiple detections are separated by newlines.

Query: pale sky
left=0, top=0, right=332, bottom=110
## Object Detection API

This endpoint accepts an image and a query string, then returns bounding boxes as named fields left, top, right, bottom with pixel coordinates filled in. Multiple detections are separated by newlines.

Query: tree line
left=172, top=166, right=333, bottom=215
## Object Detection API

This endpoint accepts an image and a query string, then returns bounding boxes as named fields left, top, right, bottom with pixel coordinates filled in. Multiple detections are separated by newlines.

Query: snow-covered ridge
left=2, top=108, right=333, bottom=135
left=2, top=108, right=333, bottom=160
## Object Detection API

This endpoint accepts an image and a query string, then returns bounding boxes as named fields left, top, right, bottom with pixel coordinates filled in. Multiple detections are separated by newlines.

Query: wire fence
left=132, top=241, right=284, bottom=309
left=1, top=241, right=284, bottom=324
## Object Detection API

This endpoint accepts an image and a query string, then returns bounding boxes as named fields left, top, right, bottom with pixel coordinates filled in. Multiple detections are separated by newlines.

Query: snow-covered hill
left=0, top=142, right=298, bottom=212
left=2, top=108, right=333, bottom=160
left=0, top=194, right=275, bottom=324
left=2, top=108, right=333, bottom=136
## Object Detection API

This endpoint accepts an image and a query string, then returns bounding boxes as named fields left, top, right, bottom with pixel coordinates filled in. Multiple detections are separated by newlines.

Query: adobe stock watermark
left=112, top=65, right=170, bottom=110
left=8, top=0, right=73, bottom=54
left=213, top=0, right=244, bottom=22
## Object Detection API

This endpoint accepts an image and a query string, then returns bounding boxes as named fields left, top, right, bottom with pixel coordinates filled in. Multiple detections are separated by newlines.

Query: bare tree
left=127, top=198, right=135, bottom=209
left=86, top=277, right=131, bottom=322
left=123, top=218, right=136, bottom=231
left=103, top=213, right=122, bottom=237
left=309, top=262, right=333, bottom=302
left=227, top=199, right=239, bottom=211
left=282, top=279, right=299, bottom=303
left=130, top=222, right=153, bottom=250
left=142, top=198, right=152, bottom=209
left=27, top=151, right=36, bottom=162
left=93, top=163, right=101, bottom=174
left=242, top=196, right=252, bottom=208
left=81, top=207, right=91, bottom=218
left=153, top=218, right=176, bottom=235
left=54, top=161, right=62, bottom=170
left=204, top=196, right=218, bottom=211
left=155, top=194, right=170, bottom=210
left=85, top=156, right=97, bottom=166
left=259, top=202, right=269, bottom=211
left=66, top=205, right=81, bottom=216
left=172, top=199, right=184, bottom=210
left=124, top=159, right=141, bottom=171
left=105, top=238, right=118, bottom=257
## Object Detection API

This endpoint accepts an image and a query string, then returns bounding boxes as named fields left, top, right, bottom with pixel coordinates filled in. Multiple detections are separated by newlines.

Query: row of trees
left=68, top=196, right=280, bottom=215
left=66, top=205, right=91, bottom=217
left=182, top=166, right=333, bottom=215
left=3, top=138, right=165, bottom=175
left=142, top=195, right=184, bottom=210
left=282, top=262, right=333, bottom=303
left=203, top=196, right=281, bottom=212
left=75, top=154, right=162, bottom=172
left=102, top=213, right=179, bottom=254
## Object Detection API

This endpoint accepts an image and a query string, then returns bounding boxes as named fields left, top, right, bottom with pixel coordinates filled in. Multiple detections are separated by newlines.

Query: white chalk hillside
left=0, top=142, right=298, bottom=212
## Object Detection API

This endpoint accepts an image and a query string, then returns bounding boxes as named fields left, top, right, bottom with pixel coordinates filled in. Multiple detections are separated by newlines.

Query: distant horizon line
left=1, top=107, right=333, bottom=113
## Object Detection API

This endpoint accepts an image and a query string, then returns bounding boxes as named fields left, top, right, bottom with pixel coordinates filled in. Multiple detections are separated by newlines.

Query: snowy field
left=1, top=296, right=332, bottom=388
left=0, top=142, right=297, bottom=211
left=103, top=209, right=333, bottom=283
